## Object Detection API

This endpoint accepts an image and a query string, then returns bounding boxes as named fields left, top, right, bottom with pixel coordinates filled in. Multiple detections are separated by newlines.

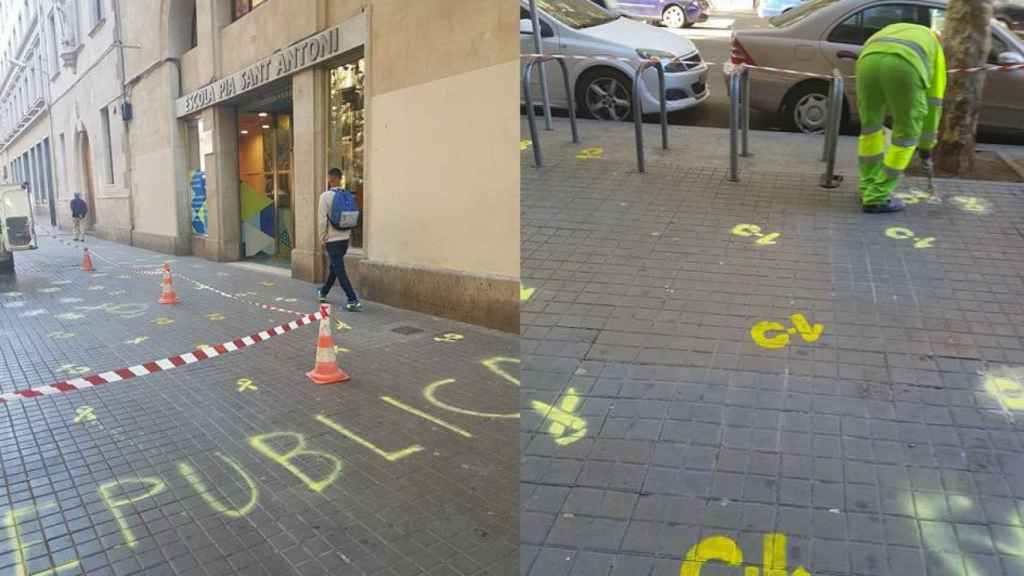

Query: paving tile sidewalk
left=521, top=120, right=1024, bottom=575
left=1, top=234, right=518, bottom=576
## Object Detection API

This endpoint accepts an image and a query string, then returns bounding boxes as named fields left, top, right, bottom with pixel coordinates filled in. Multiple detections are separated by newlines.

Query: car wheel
left=576, top=68, right=634, bottom=121
left=662, top=5, right=687, bottom=29
left=782, top=82, right=833, bottom=134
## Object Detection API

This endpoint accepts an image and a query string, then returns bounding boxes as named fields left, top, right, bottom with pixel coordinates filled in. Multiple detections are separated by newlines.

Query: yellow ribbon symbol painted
left=153, top=316, right=174, bottom=326
left=125, top=336, right=148, bottom=345
left=335, top=320, right=351, bottom=331
left=520, top=139, right=532, bottom=151
left=73, top=406, right=96, bottom=423
left=236, top=378, right=257, bottom=392
left=885, top=227, right=935, bottom=249
left=260, top=281, right=275, bottom=287
left=730, top=224, right=781, bottom=246
left=530, top=388, right=587, bottom=446
left=751, top=313, right=823, bottom=350
left=520, top=285, right=536, bottom=301
left=434, top=333, right=465, bottom=343
left=985, top=372, right=1024, bottom=411
left=576, top=147, right=604, bottom=160
left=58, top=364, right=90, bottom=375
left=951, top=195, right=988, bottom=214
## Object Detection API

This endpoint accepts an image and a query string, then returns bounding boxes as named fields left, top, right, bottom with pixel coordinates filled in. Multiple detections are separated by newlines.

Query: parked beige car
left=728, top=0, right=1024, bottom=133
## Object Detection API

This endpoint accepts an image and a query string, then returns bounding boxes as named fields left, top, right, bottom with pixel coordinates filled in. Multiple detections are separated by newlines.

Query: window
left=47, top=13, right=58, bottom=74
left=232, top=0, right=266, bottom=21
left=327, top=58, right=366, bottom=249
left=190, top=4, right=197, bottom=49
left=90, top=0, right=104, bottom=28
left=519, top=7, right=554, bottom=37
left=827, top=5, right=922, bottom=45
left=100, top=106, right=114, bottom=184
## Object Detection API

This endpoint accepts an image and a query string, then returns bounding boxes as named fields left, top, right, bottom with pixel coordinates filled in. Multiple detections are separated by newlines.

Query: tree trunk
left=935, top=0, right=993, bottom=176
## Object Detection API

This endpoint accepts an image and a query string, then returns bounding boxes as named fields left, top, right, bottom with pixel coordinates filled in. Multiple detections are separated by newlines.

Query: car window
left=532, top=0, right=618, bottom=30
left=826, top=4, right=922, bottom=45
left=520, top=6, right=555, bottom=37
left=771, top=0, right=842, bottom=27
left=989, top=31, right=1019, bottom=63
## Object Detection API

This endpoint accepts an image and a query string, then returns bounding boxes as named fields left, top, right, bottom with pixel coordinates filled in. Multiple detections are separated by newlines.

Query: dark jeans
left=321, top=240, right=358, bottom=303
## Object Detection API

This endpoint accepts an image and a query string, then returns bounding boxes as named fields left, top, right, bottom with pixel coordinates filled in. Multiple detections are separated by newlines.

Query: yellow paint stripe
left=381, top=396, right=474, bottom=438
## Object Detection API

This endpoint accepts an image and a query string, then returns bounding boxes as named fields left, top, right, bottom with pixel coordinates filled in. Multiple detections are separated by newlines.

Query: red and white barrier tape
left=0, top=309, right=324, bottom=405
left=523, top=53, right=1024, bottom=79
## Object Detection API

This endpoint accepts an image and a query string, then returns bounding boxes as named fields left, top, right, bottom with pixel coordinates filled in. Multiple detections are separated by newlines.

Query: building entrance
left=238, top=92, right=293, bottom=265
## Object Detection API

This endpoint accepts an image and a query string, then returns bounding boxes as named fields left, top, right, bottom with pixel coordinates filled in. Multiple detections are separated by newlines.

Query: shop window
left=327, top=58, right=366, bottom=249
left=232, top=0, right=267, bottom=21
left=100, top=105, right=114, bottom=184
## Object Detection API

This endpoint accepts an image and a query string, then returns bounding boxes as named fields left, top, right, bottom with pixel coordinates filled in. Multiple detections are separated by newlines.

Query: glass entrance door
left=239, top=112, right=293, bottom=264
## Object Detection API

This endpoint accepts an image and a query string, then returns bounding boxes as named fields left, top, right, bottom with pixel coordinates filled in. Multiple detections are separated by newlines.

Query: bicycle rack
left=728, top=65, right=751, bottom=182
left=633, top=58, right=668, bottom=173
left=523, top=55, right=578, bottom=168
left=819, top=69, right=844, bottom=189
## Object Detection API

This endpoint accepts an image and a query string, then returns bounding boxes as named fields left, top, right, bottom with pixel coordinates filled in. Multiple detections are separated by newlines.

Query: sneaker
left=346, top=301, right=362, bottom=312
left=862, top=197, right=905, bottom=214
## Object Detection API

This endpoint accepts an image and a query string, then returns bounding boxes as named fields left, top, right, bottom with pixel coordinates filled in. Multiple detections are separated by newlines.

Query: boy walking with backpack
left=317, top=167, right=362, bottom=311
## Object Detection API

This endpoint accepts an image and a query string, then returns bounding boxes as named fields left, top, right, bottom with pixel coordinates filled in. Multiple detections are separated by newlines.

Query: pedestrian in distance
left=70, top=193, right=89, bottom=241
left=317, top=167, right=362, bottom=311
left=856, top=22, right=946, bottom=214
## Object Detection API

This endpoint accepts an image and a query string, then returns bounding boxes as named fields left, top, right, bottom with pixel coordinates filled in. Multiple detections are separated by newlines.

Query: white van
left=0, top=184, right=38, bottom=273
left=521, top=0, right=709, bottom=121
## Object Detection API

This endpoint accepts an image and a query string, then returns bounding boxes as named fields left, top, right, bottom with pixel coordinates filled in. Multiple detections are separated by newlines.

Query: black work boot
left=862, top=197, right=905, bottom=214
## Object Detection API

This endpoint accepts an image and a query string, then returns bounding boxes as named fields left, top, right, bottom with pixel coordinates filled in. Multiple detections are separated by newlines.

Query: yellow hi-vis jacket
left=861, top=23, right=947, bottom=150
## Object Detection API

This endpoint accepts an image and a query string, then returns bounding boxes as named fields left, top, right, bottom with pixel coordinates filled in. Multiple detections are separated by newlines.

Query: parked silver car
left=728, top=0, right=1024, bottom=133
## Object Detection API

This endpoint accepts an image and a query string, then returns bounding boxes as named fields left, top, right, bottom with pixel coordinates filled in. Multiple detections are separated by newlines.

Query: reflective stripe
left=885, top=143, right=916, bottom=171
left=859, top=153, right=883, bottom=165
left=928, top=97, right=943, bottom=106
left=860, top=124, right=884, bottom=136
left=869, top=37, right=931, bottom=78
left=883, top=165, right=905, bottom=179
left=892, top=137, right=918, bottom=147
left=858, top=131, right=886, bottom=156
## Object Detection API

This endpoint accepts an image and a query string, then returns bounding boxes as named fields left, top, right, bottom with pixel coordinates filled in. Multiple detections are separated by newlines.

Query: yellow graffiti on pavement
left=315, top=414, right=424, bottom=462
left=38, top=287, right=62, bottom=293
left=424, top=378, right=520, bottom=419
left=481, top=356, right=520, bottom=387
left=951, top=195, right=989, bottom=214
left=885, top=227, right=935, bottom=249
left=77, top=302, right=149, bottom=319
left=894, top=189, right=937, bottom=205
left=576, top=147, right=604, bottom=159
left=680, top=533, right=810, bottom=576
left=334, top=345, right=349, bottom=354
left=54, top=312, right=85, bottom=320
left=520, top=285, right=536, bottom=301
left=125, top=336, right=148, bottom=345
left=335, top=320, right=351, bottom=331
left=751, top=313, right=823, bottom=350
left=260, top=281, right=275, bottom=287
left=206, top=313, right=225, bottom=321
left=434, top=332, right=464, bottom=343
left=983, top=368, right=1024, bottom=411
left=177, top=453, right=258, bottom=519
left=249, top=432, right=342, bottom=493
left=530, top=388, right=587, bottom=446
left=87, top=285, right=105, bottom=291
left=153, top=316, right=174, bottom=326
left=730, top=224, right=781, bottom=246
left=237, top=378, right=257, bottom=392
left=99, top=478, right=167, bottom=548
left=520, top=139, right=532, bottom=151
left=48, top=331, right=74, bottom=340
left=4, top=502, right=81, bottom=576
left=57, top=363, right=90, bottom=375
left=73, top=406, right=96, bottom=423
left=381, top=396, right=474, bottom=438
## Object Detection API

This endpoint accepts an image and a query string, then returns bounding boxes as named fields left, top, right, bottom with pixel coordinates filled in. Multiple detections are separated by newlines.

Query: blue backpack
left=327, top=188, right=360, bottom=231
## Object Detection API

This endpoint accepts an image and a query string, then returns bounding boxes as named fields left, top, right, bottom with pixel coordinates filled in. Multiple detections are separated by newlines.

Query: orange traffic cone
left=158, top=262, right=179, bottom=304
left=306, top=304, right=350, bottom=385
left=81, top=248, right=94, bottom=272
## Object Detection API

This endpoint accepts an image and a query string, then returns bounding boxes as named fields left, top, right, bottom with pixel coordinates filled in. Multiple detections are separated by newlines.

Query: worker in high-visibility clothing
left=856, top=23, right=946, bottom=213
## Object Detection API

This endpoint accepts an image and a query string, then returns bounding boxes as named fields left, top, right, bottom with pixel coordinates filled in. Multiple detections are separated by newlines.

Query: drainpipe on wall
left=111, top=0, right=134, bottom=244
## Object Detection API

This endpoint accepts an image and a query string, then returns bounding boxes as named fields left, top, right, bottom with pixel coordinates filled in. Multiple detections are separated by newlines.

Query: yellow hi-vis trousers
left=855, top=53, right=928, bottom=206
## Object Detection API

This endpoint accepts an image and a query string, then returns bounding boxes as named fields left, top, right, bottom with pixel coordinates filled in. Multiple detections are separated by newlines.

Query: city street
left=521, top=118, right=1024, bottom=576
left=0, top=234, right=518, bottom=576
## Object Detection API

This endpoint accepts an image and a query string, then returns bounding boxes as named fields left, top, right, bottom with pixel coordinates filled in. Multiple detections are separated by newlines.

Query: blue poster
left=190, top=169, right=207, bottom=235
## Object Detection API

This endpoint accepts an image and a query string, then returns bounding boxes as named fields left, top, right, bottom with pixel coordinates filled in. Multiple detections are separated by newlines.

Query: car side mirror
left=997, top=51, right=1024, bottom=65
left=520, top=18, right=534, bottom=35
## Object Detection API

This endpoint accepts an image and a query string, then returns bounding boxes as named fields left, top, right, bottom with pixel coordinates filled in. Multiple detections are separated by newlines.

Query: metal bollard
left=729, top=65, right=742, bottom=182
left=523, top=55, right=579, bottom=168
left=819, top=69, right=844, bottom=188
left=527, top=0, right=553, bottom=130
left=740, top=67, right=751, bottom=158
left=634, top=59, right=668, bottom=173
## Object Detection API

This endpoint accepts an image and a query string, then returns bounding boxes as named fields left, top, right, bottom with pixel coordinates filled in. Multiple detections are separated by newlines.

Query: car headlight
left=636, top=49, right=676, bottom=62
